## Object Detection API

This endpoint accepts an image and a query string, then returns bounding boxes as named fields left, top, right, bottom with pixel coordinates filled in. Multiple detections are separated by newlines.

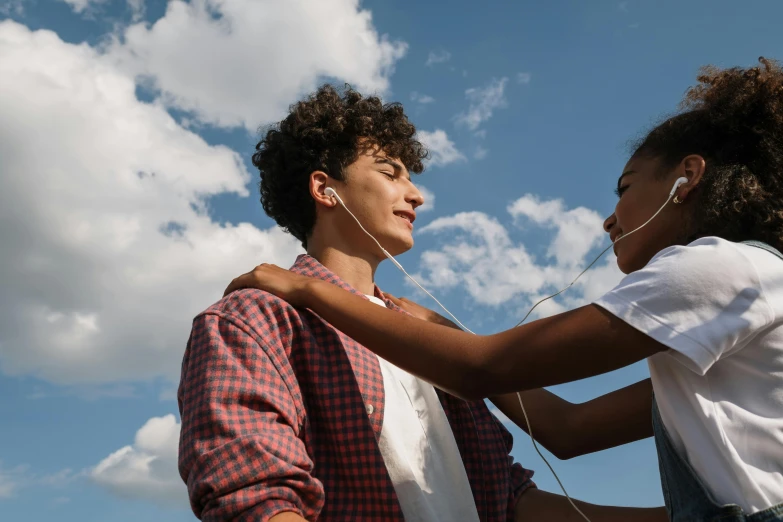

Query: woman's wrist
left=294, top=278, right=326, bottom=308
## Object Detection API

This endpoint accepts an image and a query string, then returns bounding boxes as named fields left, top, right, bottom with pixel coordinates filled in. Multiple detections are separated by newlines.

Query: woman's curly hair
left=252, top=84, right=428, bottom=248
left=633, top=57, right=783, bottom=251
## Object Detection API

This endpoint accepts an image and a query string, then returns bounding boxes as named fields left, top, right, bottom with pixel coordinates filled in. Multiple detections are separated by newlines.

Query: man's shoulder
left=195, top=288, right=301, bottom=331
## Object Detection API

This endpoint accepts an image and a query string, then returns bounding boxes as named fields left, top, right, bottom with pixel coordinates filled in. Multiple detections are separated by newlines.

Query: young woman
left=226, top=58, right=783, bottom=522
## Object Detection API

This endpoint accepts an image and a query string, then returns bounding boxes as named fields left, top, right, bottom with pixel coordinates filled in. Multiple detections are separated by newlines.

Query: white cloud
left=127, top=0, right=145, bottom=20
left=106, top=0, right=408, bottom=130
left=508, top=194, right=605, bottom=267
left=60, top=0, right=100, bottom=13
left=61, top=0, right=142, bottom=18
left=412, top=197, right=624, bottom=313
left=0, top=21, right=303, bottom=385
left=516, top=72, right=532, bottom=84
left=411, top=91, right=435, bottom=104
left=474, top=146, right=488, bottom=160
left=417, top=129, right=466, bottom=168
left=415, top=212, right=545, bottom=306
left=91, top=415, right=187, bottom=508
left=455, top=77, right=508, bottom=130
left=425, top=49, right=451, bottom=67
left=417, top=186, right=435, bottom=212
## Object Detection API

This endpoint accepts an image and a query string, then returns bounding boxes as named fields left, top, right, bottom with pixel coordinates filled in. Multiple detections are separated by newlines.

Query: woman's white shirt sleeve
left=594, top=237, right=775, bottom=375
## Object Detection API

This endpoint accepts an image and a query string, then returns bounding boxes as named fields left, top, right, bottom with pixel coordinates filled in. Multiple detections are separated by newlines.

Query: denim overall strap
left=740, top=240, right=783, bottom=260
left=653, top=400, right=783, bottom=521
left=650, top=241, right=783, bottom=521
left=652, top=398, right=745, bottom=521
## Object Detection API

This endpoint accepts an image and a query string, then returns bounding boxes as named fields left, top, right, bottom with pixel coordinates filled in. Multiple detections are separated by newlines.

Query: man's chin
left=381, top=235, right=414, bottom=257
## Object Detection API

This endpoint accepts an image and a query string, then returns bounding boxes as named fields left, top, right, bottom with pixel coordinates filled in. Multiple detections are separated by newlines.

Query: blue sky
left=0, top=0, right=781, bottom=520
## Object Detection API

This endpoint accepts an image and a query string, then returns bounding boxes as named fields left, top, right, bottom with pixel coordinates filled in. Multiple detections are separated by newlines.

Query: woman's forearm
left=302, top=280, right=663, bottom=399
left=491, top=390, right=579, bottom=459
left=304, top=279, right=489, bottom=398
left=515, top=489, right=668, bottom=522
left=492, top=380, right=654, bottom=460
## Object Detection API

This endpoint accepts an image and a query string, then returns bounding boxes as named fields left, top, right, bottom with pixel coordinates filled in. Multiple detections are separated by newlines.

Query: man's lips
left=393, top=210, right=416, bottom=228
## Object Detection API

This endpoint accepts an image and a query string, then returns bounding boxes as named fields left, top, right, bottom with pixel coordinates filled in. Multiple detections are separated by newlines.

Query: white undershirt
left=366, top=295, right=480, bottom=522
left=594, top=237, right=783, bottom=513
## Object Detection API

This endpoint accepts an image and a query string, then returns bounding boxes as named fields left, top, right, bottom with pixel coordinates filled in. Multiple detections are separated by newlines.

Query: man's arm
left=178, top=311, right=323, bottom=522
left=491, top=379, right=654, bottom=460
left=515, top=489, right=668, bottom=522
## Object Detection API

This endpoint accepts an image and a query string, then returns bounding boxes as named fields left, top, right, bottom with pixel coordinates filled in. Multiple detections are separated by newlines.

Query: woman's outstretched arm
left=226, top=264, right=665, bottom=399
left=491, top=379, right=654, bottom=460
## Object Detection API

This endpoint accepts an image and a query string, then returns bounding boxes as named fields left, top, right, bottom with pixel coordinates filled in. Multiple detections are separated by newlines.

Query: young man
left=178, top=85, right=667, bottom=521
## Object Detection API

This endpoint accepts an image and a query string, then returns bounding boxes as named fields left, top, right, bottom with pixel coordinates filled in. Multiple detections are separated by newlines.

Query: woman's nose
left=603, top=213, right=617, bottom=233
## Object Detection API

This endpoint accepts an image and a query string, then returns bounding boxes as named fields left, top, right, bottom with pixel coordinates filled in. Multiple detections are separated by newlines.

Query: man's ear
left=310, top=171, right=336, bottom=208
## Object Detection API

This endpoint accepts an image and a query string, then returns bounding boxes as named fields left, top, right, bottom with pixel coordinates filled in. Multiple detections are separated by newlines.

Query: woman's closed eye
left=614, top=184, right=629, bottom=197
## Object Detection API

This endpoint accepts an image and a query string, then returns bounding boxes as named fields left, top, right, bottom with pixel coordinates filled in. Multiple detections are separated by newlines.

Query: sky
left=0, top=0, right=781, bottom=520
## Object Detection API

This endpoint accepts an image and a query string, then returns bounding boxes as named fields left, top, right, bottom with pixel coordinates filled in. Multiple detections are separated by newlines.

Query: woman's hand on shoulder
left=223, top=263, right=320, bottom=307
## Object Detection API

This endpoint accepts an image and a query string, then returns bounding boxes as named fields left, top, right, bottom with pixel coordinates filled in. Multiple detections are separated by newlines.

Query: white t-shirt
left=366, top=295, right=480, bottom=522
left=594, top=237, right=783, bottom=514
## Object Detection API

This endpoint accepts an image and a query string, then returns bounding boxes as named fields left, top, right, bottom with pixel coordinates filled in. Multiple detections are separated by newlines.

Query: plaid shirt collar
left=290, top=253, right=394, bottom=307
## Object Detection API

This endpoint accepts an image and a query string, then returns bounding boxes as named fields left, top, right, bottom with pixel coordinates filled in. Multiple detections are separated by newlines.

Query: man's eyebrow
left=375, top=157, right=409, bottom=178
left=617, top=170, right=635, bottom=189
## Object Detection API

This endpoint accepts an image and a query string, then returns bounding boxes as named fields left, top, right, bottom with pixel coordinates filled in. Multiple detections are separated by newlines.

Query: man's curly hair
left=252, top=84, right=428, bottom=248
left=633, top=57, right=783, bottom=251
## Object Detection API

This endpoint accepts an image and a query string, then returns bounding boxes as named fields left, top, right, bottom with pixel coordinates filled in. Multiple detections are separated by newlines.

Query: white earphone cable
left=329, top=190, right=475, bottom=334
left=508, top=188, right=678, bottom=522
left=327, top=179, right=684, bottom=522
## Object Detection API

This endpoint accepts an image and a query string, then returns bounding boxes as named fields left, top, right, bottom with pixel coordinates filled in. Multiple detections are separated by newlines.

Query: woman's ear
left=676, top=154, right=706, bottom=200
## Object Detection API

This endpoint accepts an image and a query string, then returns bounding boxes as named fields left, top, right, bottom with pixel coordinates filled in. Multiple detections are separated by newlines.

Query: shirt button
left=366, top=404, right=374, bottom=415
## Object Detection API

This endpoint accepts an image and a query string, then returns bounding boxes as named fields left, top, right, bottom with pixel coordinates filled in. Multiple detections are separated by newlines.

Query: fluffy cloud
left=508, top=194, right=606, bottom=267
left=0, top=21, right=302, bottom=385
left=417, top=129, right=466, bottom=168
left=516, top=72, right=532, bottom=84
left=412, top=196, right=623, bottom=314
left=91, top=415, right=186, bottom=508
left=454, top=77, right=509, bottom=130
left=107, top=0, right=408, bottom=129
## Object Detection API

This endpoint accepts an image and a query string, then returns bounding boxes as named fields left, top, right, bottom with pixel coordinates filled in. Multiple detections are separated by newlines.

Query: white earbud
left=324, top=187, right=339, bottom=200
left=670, top=177, right=688, bottom=196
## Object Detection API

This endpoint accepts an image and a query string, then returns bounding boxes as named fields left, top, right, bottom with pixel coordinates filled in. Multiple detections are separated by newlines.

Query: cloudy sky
left=1, top=0, right=781, bottom=520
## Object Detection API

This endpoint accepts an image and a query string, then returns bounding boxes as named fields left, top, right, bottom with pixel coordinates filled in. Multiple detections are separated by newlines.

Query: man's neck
left=306, top=244, right=380, bottom=296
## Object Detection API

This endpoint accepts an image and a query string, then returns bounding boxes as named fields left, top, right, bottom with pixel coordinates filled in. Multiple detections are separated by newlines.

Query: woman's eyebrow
left=617, top=170, right=636, bottom=190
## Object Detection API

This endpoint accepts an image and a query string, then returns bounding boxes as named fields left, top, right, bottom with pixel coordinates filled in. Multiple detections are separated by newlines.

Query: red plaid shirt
left=178, top=254, right=535, bottom=521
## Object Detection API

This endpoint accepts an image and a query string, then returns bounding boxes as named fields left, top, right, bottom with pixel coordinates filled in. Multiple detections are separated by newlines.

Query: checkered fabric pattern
left=178, top=254, right=535, bottom=521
